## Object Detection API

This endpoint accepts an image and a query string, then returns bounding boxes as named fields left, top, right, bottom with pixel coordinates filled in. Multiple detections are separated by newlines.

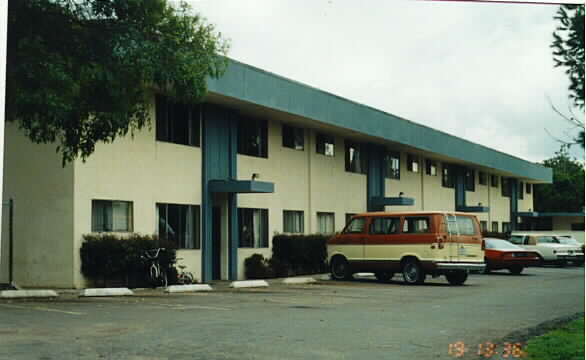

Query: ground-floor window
left=491, top=221, right=499, bottom=232
left=502, top=222, right=511, bottom=233
left=91, top=200, right=133, bottom=232
left=238, top=208, right=269, bottom=248
left=317, top=212, right=335, bottom=234
left=283, top=210, right=304, bottom=233
left=480, top=221, right=488, bottom=232
left=156, top=203, right=200, bottom=249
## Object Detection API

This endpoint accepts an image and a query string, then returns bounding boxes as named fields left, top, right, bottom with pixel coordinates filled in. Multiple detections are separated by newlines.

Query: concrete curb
left=282, top=277, right=317, bottom=285
left=165, top=284, right=213, bottom=293
left=229, top=280, right=269, bottom=288
left=0, top=290, right=59, bottom=299
left=80, top=288, right=134, bottom=297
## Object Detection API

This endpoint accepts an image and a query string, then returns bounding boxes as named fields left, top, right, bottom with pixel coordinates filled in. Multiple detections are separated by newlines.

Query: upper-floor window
left=407, top=154, right=419, bottom=173
left=91, top=200, right=133, bottom=232
left=238, top=117, right=268, bottom=158
left=157, top=203, right=200, bottom=249
left=345, top=141, right=368, bottom=174
left=282, top=124, right=304, bottom=150
left=316, top=133, right=335, bottom=156
left=491, top=175, right=499, bottom=188
left=501, top=177, right=511, bottom=197
left=425, top=159, right=437, bottom=176
left=479, top=172, right=487, bottom=185
left=518, top=181, right=524, bottom=200
left=526, top=183, right=532, bottom=194
left=283, top=210, right=304, bottom=233
left=384, top=151, right=400, bottom=179
left=317, top=212, right=335, bottom=234
left=442, top=164, right=455, bottom=188
left=239, top=208, right=268, bottom=248
left=465, top=168, right=475, bottom=191
left=155, top=95, right=200, bottom=147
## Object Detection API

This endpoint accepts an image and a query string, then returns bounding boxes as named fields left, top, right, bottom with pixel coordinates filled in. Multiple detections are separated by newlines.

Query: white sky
left=187, top=0, right=584, bottom=163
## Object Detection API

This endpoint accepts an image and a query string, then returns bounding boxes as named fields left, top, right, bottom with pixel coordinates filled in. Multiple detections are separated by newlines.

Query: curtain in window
left=92, top=201, right=111, bottom=232
left=253, top=209, right=261, bottom=248
left=318, top=213, right=334, bottom=234
left=184, top=206, right=194, bottom=249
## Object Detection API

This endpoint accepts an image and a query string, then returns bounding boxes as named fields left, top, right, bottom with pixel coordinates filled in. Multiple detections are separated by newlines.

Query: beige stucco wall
left=72, top=102, right=203, bottom=288
left=2, top=123, right=75, bottom=288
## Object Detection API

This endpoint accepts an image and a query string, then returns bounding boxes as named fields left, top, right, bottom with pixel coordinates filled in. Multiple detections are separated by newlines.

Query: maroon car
left=484, top=238, right=541, bottom=275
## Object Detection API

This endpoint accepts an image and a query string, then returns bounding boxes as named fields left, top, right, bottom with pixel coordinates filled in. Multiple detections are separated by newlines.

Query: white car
left=508, top=233, right=583, bottom=266
left=554, top=235, right=585, bottom=265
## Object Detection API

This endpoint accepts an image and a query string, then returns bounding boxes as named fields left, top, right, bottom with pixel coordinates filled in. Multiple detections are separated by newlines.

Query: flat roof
left=207, top=59, right=552, bottom=183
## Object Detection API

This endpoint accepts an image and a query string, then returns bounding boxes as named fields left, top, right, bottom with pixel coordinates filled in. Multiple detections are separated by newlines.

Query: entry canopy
left=457, top=206, right=490, bottom=213
left=209, top=179, right=275, bottom=194
left=370, top=196, right=415, bottom=207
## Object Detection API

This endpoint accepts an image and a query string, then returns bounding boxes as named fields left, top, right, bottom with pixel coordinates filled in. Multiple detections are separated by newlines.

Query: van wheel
left=331, top=256, right=352, bottom=281
left=375, top=272, right=394, bottom=282
left=508, top=266, right=523, bottom=275
left=402, top=259, right=425, bottom=285
left=446, top=271, right=468, bottom=285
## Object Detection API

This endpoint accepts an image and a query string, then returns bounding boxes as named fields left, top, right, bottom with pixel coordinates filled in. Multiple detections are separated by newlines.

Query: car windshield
left=485, top=238, right=521, bottom=250
left=556, top=237, right=580, bottom=246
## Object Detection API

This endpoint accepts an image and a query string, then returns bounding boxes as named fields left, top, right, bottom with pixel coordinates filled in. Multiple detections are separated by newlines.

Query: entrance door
left=212, top=207, right=222, bottom=280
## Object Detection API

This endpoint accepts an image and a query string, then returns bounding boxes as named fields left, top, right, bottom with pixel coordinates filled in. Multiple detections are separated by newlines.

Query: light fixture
left=399, top=192, right=404, bottom=198
left=251, top=173, right=260, bottom=181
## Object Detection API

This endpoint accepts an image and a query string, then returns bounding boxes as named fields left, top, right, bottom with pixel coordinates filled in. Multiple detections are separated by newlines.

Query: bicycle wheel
left=181, top=272, right=194, bottom=285
left=160, top=270, right=168, bottom=288
left=148, top=263, right=159, bottom=287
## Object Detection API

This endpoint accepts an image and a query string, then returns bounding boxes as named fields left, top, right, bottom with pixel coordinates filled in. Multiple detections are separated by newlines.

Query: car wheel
left=508, top=266, right=523, bottom=275
left=445, top=271, right=468, bottom=286
left=557, top=260, right=566, bottom=268
left=374, top=271, right=394, bottom=282
left=483, top=258, right=491, bottom=274
left=330, top=256, right=352, bottom=281
left=402, top=258, right=425, bottom=285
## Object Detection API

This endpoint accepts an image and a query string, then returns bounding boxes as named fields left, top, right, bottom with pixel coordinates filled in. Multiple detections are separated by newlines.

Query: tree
left=534, top=148, right=585, bottom=212
left=550, top=5, right=584, bottom=148
left=6, top=0, right=229, bottom=164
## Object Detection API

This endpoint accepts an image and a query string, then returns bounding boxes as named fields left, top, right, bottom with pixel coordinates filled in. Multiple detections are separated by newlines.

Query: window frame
left=238, top=208, right=269, bottom=248
left=402, top=216, right=431, bottom=234
left=491, top=221, right=499, bottom=232
left=237, top=117, right=268, bottom=158
left=342, top=217, right=366, bottom=234
left=465, top=168, right=475, bottom=192
left=518, top=181, right=524, bottom=200
left=345, top=141, right=368, bottom=174
left=425, top=159, right=437, bottom=176
left=442, top=164, right=455, bottom=188
left=91, top=200, right=134, bottom=233
left=316, top=212, right=335, bottom=234
left=282, top=124, right=304, bottom=151
left=283, top=210, right=305, bottom=234
left=384, top=151, right=401, bottom=180
left=478, top=172, right=487, bottom=186
left=526, top=183, right=532, bottom=194
left=156, top=203, right=200, bottom=249
left=155, top=95, right=201, bottom=147
left=316, top=133, right=335, bottom=157
left=501, top=177, right=511, bottom=197
left=491, top=175, right=499, bottom=188
left=407, top=154, right=419, bottom=173
left=369, top=217, right=401, bottom=235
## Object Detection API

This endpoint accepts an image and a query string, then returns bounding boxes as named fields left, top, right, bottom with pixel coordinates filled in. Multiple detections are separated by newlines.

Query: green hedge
left=482, top=231, right=510, bottom=240
left=80, top=233, right=177, bottom=287
left=271, top=234, right=329, bottom=277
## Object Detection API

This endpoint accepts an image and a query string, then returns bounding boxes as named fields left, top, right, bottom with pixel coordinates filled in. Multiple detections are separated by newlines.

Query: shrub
left=244, top=254, right=272, bottom=279
left=482, top=231, right=510, bottom=240
left=272, top=234, right=330, bottom=276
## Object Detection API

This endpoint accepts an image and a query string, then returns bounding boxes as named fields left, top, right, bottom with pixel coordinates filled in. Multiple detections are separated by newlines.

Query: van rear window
left=455, top=216, right=477, bottom=235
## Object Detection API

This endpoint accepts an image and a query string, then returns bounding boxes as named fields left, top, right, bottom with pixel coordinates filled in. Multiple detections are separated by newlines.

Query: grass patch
left=524, top=317, right=584, bottom=360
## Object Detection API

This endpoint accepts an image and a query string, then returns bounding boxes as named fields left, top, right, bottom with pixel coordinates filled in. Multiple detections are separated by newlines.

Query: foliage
left=79, top=233, right=177, bottom=286
left=524, top=317, right=584, bottom=360
left=7, top=0, right=229, bottom=165
left=534, top=148, right=585, bottom=212
left=243, top=254, right=273, bottom=279
left=272, top=234, right=330, bottom=276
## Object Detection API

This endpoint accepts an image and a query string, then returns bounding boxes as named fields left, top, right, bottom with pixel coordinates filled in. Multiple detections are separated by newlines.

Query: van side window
left=403, top=217, right=430, bottom=234
left=509, top=235, right=524, bottom=245
left=456, top=216, right=477, bottom=235
left=370, top=217, right=400, bottom=235
left=343, top=217, right=366, bottom=234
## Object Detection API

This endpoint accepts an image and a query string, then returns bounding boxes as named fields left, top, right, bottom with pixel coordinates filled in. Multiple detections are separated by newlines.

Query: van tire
left=375, top=272, right=394, bottom=282
left=401, top=258, right=425, bottom=285
left=508, top=266, right=523, bottom=275
left=446, top=271, right=468, bottom=285
left=330, top=256, right=352, bottom=281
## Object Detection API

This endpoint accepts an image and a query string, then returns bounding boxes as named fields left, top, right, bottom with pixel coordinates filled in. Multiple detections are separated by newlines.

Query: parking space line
left=0, top=303, right=85, bottom=316
left=146, top=303, right=232, bottom=311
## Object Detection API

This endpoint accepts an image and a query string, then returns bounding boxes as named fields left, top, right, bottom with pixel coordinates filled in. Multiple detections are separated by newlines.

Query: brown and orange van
left=327, top=211, right=486, bottom=285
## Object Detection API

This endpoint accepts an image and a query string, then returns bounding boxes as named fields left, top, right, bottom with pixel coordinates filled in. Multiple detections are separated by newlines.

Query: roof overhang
left=209, top=179, right=274, bottom=194
left=515, top=211, right=585, bottom=218
left=457, top=206, right=490, bottom=213
left=370, top=196, right=415, bottom=206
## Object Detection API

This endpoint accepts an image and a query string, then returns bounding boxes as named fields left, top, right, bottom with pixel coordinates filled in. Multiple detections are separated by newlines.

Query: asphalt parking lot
left=0, top=266, right=584, bottom=360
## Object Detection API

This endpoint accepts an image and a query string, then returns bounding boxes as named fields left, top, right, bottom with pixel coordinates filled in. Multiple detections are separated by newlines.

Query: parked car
left=327, top=211, right=485, bottom=286
left=508, top=233, right=582, bottom=266
left=553, top=235, right=585, bottom=265
left=483, top=238, right=541, bottom=274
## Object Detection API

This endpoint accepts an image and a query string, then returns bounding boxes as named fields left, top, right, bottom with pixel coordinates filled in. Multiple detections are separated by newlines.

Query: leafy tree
left=534, top=148, right=585, bottom=212
left=6, top=0, right=229, bottom=164
left=550, top=5, right=584, bottom=148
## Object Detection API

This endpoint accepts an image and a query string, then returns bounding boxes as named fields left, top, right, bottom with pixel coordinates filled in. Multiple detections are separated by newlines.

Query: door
left=212, top=207, right=222, bottom=280
left=445, top=214, right=459, bottom=261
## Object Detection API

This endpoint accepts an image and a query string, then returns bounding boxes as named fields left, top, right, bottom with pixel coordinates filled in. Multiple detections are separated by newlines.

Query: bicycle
left=141, top=248, right=168, bottom=288
left=175, top=258, right=195, bottom=285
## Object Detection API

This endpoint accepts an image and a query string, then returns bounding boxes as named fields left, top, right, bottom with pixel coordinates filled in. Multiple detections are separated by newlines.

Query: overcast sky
left=187, top=0, right=584, bottom=163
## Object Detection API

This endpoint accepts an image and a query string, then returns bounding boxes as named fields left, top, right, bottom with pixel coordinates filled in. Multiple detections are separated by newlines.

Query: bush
left=80, top=233, right=177, bottom=287
left=244, top=254, right=273, bottom=279
left=272, top=234, right=330, bottom=276
left=482, top=231, right=510, bottom=240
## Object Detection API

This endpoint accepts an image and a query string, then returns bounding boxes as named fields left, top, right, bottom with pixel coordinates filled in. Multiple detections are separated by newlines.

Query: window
left=238, top=208, right=268, bottom=248
left=345, top=213, right=356, bottom=225
left=518, top=181, right=524, bottom=200
left=91, top=200, right=133, bottom=232
left=316, top=133, right=335, bottom=156
left=526, top=183, right=532, bottom=194
left=491, top=175, right=499, bottom=188
left=403, top=216, right=430, bottom=233
left=283, top=210, right=304, bottom=233
left=282, top=124, right=304, bottom=150
left=479, top=172, right=487, bottom=185
left=238, top=117, right=268, bottom=158
left=343, top=217, right=366, bottom=234
left=456, top=216, right=477, bottom=235
left=155, top=95, right=200, bottom=147
left=425, top=159, right=437, bottom=176
left=317, top=212, right=335, bottom=234
left=465, top=169, right=475, bottom=191
left=370, top=217, right=400, bottom=235
left=407, top=154, right=419, bottom=173
left=480, top=221, right=488, bottom=232
left=442, top=164, right=455, bottom=188
left=502, top=222, right=511, bottom=233
left=509, top=235, right=525, bottom=245
left=156, top=203, right=200, bottom=249
left=491, top=221, right=499, bottom=232
left=501, top=177, right=511, bottom=197
left=384, top=151, right=400, bottom=179
left=571, top=223, right=584, bottom=231
left=345, top=141, right=368, bottom=174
